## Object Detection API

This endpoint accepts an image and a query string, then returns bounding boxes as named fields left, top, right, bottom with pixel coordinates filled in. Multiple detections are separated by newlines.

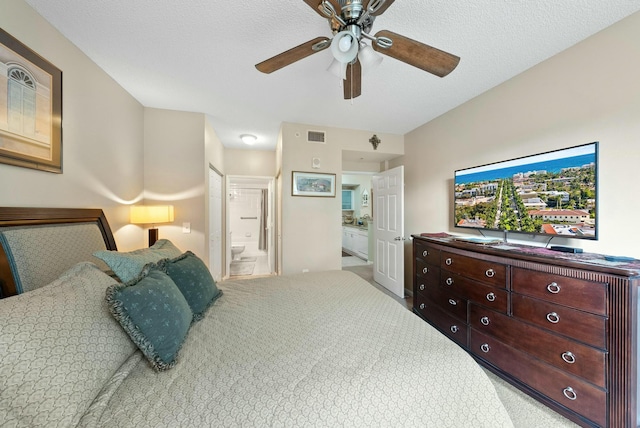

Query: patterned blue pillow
left=94, top=239, right=182, bottom=283
left=158, top=251, right=222, bottom=321
left=106, top=268, right=193, bottom=371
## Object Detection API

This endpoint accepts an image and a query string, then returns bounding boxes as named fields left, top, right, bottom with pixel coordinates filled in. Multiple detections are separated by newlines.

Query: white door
left=267, top=179, right=276, bottom=273
left=209, top=168, right=223, bottom=282
left=373, top=166, right=405, bottom=298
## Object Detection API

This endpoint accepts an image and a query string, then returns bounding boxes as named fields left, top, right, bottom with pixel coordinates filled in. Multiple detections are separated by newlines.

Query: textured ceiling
left=24, top=0, right=640, bottom=152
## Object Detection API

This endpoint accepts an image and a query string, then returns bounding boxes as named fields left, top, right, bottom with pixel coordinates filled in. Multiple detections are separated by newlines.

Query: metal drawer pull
left=445, top=257, right=453, bottom=266
left=481, top=316, right=490, bottom=326
left=450, top=325, right=459, bottom=334
left=547, top=282, right=561, bottom=294
left=562, top=351, right=576, bottom=364
left=419, top=303, right=425, bottom=310
left=422, top=250, right=429, bottom=257
left=422, top=267, right=429, bottom=274
left=481, top=343, right=491, bottom=353
left=419, top=284, right=425, bottom=291
left=486, top=292, right=496, bottom=302
left=563, top=387, right=577, bottom=401
left=485, top=268, right=495, bottom=278
left=546, top=312, right=560, bottom=324
left=448, top=299, right=457, bottom=306
left=445, top=277, right=454, bottom=286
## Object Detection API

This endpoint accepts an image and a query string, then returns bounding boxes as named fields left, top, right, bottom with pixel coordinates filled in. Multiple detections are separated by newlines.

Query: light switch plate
left=182, top=222, right=191, bottom=233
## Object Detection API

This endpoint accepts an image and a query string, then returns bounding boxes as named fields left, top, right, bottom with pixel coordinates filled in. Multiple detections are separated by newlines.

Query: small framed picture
left=292, top=171, right=336, bottom=197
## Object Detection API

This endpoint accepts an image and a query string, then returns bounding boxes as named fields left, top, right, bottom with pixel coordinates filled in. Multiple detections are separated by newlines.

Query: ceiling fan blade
left=372, top=30, right=460, bottom=77
left=302, top=0, right=342, bottom=18
left=343, top=60, right=362, bottom=99
left=364, top=0, right=395, bottom=16
left=255, top=37, right=330, bottom=74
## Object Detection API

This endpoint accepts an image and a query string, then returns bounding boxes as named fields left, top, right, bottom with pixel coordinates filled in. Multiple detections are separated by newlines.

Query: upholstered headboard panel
left=0, top=207, right=117, bottom=298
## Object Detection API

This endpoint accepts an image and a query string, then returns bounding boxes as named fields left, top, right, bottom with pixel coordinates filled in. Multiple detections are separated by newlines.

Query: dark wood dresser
left=412, top=234, right=640, bottom=428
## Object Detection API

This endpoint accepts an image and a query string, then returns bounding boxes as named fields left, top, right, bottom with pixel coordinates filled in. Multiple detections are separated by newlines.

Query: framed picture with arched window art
left=0, top=28, right=62, bottom=173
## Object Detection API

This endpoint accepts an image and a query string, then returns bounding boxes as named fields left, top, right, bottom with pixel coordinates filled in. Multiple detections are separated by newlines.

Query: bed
left=0, top=207, right=514, bottom=427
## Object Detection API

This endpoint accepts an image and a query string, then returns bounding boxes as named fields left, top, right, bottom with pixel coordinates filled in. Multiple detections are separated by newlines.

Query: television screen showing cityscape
left=454, top=142, right=598, bottom=240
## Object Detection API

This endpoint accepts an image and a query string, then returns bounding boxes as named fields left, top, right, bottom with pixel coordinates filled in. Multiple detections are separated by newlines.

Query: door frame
left=225, top=175, right=276, bottom=278
left=208, top=166, right=224, bottom=281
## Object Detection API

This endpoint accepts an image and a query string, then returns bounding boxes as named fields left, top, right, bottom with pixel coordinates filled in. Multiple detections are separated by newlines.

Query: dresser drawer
left=470, top=329, right=606, bottom=427
left=441, top=251, right=507, bottom=287
left=512, top=268, right=607, bottom=316
left=416, top=281, right=467, bottom=321
left=415, top=269, right=440, bottom=295
left=441, top=270, right=508, bottom=314
left=470, top=304, right=605, bottom=387
left=415, top=258, right=440, bottom=284
left=414, top=241, right=440, bottom=265
left=512, top=294, right=606, bottom=349
left=415, top=299, right=468, bottom=347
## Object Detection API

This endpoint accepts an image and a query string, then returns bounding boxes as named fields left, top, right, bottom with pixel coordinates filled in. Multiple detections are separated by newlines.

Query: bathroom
left=228, top=176, right=275, bottom=277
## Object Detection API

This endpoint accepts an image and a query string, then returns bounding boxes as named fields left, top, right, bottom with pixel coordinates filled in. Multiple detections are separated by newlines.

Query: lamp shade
left=130, top=205, right=175, bottom=224
left=327, top=58, right=348, bottom=80
left=358, top=45, right=383, bottom=74
left=330, top=30, right=359, bottom=64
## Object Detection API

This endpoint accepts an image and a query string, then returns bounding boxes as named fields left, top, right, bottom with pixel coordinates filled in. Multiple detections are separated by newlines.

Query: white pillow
left=0, top=262, right=137, bottom=427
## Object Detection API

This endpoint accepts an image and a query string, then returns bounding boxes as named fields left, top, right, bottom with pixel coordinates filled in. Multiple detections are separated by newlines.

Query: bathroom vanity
left=342, top=225, right=369, bottom=260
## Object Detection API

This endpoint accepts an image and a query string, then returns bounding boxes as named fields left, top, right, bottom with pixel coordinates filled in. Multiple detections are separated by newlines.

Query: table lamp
left=130, top=205, right=174, bottom=246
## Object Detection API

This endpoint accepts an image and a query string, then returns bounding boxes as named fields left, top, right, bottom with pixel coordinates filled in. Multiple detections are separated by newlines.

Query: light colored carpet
left=341, top=256, right=371, bottom=267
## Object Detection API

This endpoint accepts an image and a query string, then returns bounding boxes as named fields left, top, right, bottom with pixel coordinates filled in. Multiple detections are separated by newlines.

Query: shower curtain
left=258, top=189, right=268, bottom=251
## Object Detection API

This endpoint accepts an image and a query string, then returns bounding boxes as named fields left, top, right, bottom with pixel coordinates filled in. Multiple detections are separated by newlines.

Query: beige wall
left=0, top=0, right=145, bottom=251
left=280, top=122, right=403, bottom=274
left=397, top=11, right=640, bottom=287
left=143, top=108, right=225, bottom=263
left=224, top=148, right=276, bottom=177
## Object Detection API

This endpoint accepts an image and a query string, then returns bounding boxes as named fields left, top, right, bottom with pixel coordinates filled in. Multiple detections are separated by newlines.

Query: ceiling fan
left=255, top=0, right=460, bottom=99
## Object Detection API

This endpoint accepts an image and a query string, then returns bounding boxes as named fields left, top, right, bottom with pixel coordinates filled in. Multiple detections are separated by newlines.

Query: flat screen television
left=454, top=142, right=598, bottom=240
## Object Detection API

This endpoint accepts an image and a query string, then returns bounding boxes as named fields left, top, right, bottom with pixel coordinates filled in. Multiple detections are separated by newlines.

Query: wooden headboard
left=0, top=207, right=117, bottom=298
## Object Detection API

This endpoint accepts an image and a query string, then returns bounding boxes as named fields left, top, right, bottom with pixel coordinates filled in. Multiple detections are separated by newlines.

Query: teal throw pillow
left=158, top=251, right=222, bottom=321
left=94, top=239, right=182, bottom=283
left=106, top=268, right=193, bottom=371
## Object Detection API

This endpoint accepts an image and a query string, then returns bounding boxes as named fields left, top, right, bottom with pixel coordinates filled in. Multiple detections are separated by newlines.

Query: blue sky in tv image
left=453, top=142, right=597, bottom=239
left=455, top=142, right=597, bottom=185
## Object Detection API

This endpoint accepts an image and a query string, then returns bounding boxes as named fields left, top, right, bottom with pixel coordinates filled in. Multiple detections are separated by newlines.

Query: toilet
left=231, top=245, right=245, bottom=261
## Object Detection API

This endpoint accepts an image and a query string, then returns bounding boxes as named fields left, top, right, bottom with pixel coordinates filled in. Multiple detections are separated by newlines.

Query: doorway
left=341, top=172, right=374, bottom=270
left=226, top=176, right=275, bottom=278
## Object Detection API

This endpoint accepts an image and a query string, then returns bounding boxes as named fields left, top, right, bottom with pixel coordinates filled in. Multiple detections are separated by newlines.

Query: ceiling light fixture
left=358, top=44, right=383, bottom=74
left=240, top=134, right=257, bottom=145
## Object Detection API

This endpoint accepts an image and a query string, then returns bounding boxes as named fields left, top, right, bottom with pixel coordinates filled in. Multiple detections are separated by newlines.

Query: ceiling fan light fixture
left=358, top=44, right=382, bottom=74
left=327, top=58, right=348, bottom=80
left=240, top=134, right=257, bottom=145
left=330, top=30, right=359, bottom=64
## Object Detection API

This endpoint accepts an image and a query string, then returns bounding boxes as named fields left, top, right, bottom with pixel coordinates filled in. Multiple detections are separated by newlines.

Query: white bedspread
left=84, top=270, right=513, bottom=427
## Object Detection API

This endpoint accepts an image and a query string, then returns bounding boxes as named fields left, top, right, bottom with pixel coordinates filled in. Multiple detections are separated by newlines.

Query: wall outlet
left=182, top=222, right=191, bottom=233
left=302, top=269, right=309, bottom=273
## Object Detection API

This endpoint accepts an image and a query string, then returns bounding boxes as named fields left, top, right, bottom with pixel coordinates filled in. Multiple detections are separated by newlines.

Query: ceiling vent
left=307, top=130, right=326, bottom=144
